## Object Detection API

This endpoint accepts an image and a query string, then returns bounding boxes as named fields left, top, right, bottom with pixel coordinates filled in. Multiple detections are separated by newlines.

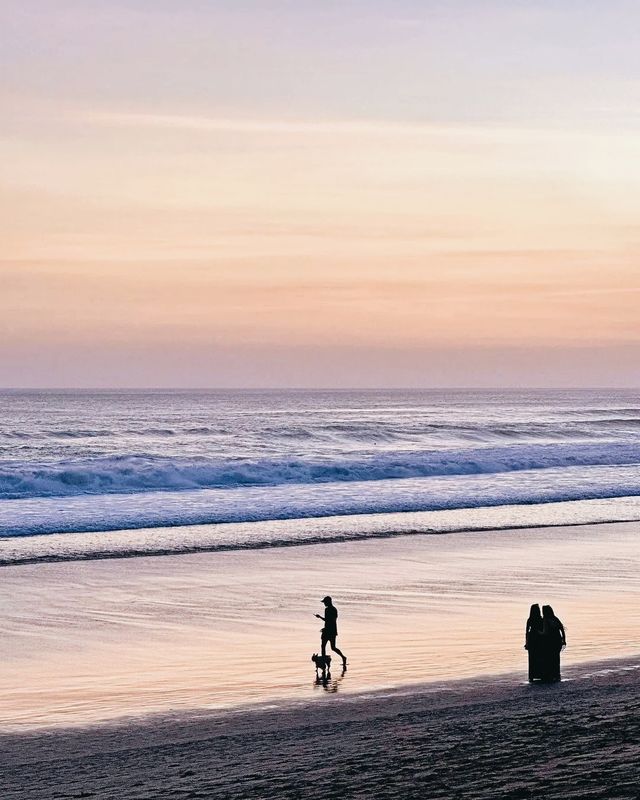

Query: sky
left=1, top=0, right=639, bottom=387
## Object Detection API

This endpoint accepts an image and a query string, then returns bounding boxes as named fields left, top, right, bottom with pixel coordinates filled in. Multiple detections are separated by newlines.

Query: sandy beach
left=1, top=519, right=639, bottom=797
left=2, top=657, right=639, bottom=799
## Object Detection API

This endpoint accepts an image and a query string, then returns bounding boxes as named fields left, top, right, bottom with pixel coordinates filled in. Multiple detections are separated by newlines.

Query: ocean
left=2, top=388, right=640, bottom=729
left=1, top=389, right=640, bottom=561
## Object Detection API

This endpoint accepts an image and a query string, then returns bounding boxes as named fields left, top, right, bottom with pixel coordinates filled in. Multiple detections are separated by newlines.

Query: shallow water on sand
left=1, top=521, right=638, bottom=730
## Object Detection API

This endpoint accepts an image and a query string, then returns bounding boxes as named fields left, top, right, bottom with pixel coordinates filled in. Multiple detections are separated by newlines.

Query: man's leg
left=321, top=634, right=328, bottom=658
left=329, top=637, right=347, bottom=665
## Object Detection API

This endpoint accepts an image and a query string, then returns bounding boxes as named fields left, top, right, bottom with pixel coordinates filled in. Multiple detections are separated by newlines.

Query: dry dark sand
left=2, top=658, right=639, bottom=800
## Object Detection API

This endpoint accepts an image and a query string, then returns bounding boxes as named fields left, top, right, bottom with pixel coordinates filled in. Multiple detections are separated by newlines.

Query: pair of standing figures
left=525, top=604, right=566, bottom=682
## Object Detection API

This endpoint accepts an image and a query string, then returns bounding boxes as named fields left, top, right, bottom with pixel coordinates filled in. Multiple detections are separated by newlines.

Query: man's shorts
left=321, top=630, right=338, bottom=647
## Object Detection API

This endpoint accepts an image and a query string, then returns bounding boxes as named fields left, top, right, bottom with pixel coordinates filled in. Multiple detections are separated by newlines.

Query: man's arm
left=315, top=614, right=325, bottom=620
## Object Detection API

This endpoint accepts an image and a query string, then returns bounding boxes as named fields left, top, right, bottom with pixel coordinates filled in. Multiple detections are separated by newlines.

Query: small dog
left=311, top=653, right=332, bottom=677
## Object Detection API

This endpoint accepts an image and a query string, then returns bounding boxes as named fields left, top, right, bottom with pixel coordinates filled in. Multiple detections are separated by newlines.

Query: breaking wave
left=1, top=441, right=640, bottom=500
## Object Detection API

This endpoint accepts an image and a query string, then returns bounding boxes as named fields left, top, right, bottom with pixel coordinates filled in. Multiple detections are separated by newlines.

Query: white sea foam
left=2, top=465, right=640, bottom=541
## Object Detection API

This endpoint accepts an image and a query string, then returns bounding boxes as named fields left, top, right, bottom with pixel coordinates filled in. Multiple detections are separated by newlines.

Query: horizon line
left=1, top=386, right=638, bottom=393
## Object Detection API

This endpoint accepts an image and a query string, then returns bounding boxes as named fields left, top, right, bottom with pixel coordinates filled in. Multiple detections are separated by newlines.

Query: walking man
left=315, top=595, right=347, bottom=669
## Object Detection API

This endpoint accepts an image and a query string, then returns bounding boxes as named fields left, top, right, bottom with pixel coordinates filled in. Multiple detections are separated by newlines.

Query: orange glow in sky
left=1, top=2, right=639, bottom=386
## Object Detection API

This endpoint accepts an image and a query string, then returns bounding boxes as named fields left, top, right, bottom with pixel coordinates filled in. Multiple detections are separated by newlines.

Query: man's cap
left=322, top=595, right=332, bottom=603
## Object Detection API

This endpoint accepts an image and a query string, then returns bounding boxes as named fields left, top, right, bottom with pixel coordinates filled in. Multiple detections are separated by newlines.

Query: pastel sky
left=2, top=0, right=639, bottom=387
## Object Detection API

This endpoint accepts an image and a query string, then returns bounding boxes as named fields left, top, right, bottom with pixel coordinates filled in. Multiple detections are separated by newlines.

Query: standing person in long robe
left=540, top=605, right=566, bottom=682
left=525, top=603, right=544, bottom=681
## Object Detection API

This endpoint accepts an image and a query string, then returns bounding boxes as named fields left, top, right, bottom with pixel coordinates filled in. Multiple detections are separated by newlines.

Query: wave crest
left=1, top=441, right=640, bottom=500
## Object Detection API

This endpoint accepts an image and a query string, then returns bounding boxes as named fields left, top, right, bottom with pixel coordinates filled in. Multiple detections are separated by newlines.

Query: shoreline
left=3, top=652, right=639, bottom=736
left=2, top=496, right=640, bottom=567
left=2, top=655, right=639, bottom=799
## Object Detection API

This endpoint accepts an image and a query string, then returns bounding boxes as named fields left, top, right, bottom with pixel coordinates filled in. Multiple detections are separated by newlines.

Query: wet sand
left=2, top=658, right=639, bottom=799
left=1, top=521, right=639, bottom=730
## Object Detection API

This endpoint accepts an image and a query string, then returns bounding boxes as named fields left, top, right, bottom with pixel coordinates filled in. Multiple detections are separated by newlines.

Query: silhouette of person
left=315, top=595, right=347, bottom=669
left=524, top=603, right=543, bottom=682
left=540, top=604, right=566, bottom=682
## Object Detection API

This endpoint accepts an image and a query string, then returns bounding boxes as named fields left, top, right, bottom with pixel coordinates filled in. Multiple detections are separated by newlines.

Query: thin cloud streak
left=87, top=111, right=443, bottom=136
left=85, top=110, right=640, bottom=142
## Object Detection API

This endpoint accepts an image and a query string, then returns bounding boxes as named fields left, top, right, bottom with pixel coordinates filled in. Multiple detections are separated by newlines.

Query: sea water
left=1, top=389, right=640, bottom=553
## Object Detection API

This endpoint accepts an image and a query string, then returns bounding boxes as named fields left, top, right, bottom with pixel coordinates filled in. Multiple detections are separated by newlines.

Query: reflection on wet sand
left=0, top=521, right=638, bottom=730
left=314, top=667, right=347, bottom=694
